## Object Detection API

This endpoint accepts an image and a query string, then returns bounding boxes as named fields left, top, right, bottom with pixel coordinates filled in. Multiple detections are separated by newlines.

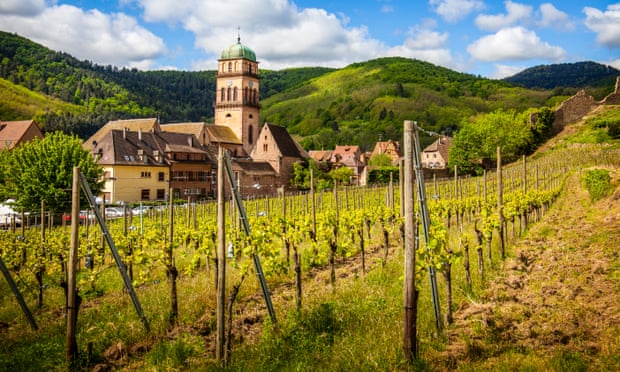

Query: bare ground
left=437, top=170, right=620, bottom=370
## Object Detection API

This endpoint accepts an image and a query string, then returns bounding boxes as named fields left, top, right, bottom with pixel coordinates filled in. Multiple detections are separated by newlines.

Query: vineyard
left=1, top=139, right=619, bottom=370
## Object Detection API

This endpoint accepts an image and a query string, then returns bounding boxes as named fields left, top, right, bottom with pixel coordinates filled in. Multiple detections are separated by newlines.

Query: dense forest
left=503, top=61, right=619, bottom=95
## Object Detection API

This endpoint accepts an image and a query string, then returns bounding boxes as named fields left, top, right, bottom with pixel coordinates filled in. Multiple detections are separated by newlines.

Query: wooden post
left=66, top=167, right=80, bottom=363
left=403, top=120, right=418, bottom=361
left=216, top=147, right=226, bottom=364
left=497, top=147, right=505, bottom=259
left=310, top=169, right=316, bottom=241
left=37, top=199, right=46, bottom=308
left=168, top=184, right=178, bottom=325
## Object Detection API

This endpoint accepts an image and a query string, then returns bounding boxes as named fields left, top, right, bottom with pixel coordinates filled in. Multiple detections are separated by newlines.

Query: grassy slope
left=0, top=77, right=82, bottom=120
left=437, top=170, right=620, bottom=371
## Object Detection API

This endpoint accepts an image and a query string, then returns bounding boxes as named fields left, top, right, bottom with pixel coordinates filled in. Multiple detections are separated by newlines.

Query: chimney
left=123, top=127, right=127, bottom=140
left=188, top=136, right=193, bottom=147
left=138, top=128, right=142, bottom=142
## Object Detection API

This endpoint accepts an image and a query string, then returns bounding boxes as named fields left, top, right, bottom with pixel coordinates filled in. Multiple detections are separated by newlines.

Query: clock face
left=227, top=80, right=232, bottom=86
left=249, top=81, right=253, bottom=88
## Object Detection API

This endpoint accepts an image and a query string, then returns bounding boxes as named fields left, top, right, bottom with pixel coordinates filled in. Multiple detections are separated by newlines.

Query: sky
left=0, top=0, right=618, bottom=79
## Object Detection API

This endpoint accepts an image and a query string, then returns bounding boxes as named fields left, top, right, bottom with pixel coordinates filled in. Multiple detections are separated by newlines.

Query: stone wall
left=600, top=76, right=620, bottom=105
left=551, top=90, right=597, bottom=133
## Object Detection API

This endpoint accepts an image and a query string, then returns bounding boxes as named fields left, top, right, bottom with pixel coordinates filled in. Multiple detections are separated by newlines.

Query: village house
left=330, top=145, right=367, bottom=185
left=421, top=136, right=452, bottom=169
left=89, top=127, right=214, bottom=204
left=250, top=123, right=308, bottom=190
left=370, top=140, right=401, bottom=166
left=0, top=120, right=44, bottom=150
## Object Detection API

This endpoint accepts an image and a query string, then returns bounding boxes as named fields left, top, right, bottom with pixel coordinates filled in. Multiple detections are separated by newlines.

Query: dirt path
left=441, top=171, right=620, bottom=370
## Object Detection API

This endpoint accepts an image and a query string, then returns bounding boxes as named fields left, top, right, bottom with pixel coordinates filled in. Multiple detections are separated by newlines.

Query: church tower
left=215, top=34, right=260, bottom=155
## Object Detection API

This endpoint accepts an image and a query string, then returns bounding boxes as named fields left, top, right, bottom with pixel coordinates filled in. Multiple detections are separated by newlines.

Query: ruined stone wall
left=600, top=76, right=620, bottom=105
left=551, top=90, right=597, bottom=133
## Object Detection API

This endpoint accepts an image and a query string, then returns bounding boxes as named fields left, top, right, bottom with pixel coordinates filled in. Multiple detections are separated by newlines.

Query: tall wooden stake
left=66, top=167, right=80, bottom=363
left=403, top=121, right=418, bottom=360
left=216, top=147, right=226, bottom=364
left=497, top=147, right=505, bottom=259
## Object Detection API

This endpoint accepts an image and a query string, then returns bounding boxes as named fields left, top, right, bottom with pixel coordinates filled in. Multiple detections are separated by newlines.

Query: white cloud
left=584, top=4, right=620, bottom=48
left=0, top=0, right=45, bottom=16
left=130, top=0, right=397, bottom=69
left=607, top=58, right=620, bottom=70
left=467, top=26, right=566, bottom=62
left=429, top=0, right=484, bottom=23
left=0, top=4, right=166, bottom=68
left=383, top=21, right=456, bottom=70
left=538, top=3, right=573, bottom=30
left=475, top=1, right=532, bottom=31
left=492, top=64, right=526, bottom=79
left=429, top=0, right=484, bottom=22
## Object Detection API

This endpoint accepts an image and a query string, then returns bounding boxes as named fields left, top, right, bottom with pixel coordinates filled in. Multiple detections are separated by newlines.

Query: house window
left=141, top=189, right=150, bottom=200
left=140, top=171, right=151, bottom=178
left=156, top=189, right=165, bottom=200
left=158, top=172, right=165, bottom=181
left=263, top=143, right=268, bottom=152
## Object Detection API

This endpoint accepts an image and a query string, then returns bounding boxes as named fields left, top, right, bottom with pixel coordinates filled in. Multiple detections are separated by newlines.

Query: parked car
left=131, top=205, right=152, bottom=215
left=105, top=207, right=124, bottom=218
left=0, top=200, right=22, bottom=228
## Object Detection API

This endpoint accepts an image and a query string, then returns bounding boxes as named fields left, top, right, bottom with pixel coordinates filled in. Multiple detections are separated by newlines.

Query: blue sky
left=0, top=0, right=618, bottom=78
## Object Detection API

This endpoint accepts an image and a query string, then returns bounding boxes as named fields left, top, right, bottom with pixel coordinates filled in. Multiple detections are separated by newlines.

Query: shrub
left=582, top=169, right=611, bottom=202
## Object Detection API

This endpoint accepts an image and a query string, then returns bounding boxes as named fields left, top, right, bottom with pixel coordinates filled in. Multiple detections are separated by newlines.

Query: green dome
left=220, top=37, right=256, bottom=61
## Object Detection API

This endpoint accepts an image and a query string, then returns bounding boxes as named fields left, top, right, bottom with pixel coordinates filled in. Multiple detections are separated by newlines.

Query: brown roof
left=422, top=136, right=452, bottom=161
left=232, top=159, right=276, bottom=176
left=86, top=118, right=160, bottom=146
left=0, top=120, right=43, bottom=150
left=332, top=145, right=360, bottom=156
left=308, top=150, right=332, bottom=162
left=160, top=122, right=208, bottom=144
left=205, top=125, right=242, bottom=145
left=371, top=140, right=401, bottom=156
left=263, top=123, right=308, bottom=158
left=91, top=129, right=212, bottom=166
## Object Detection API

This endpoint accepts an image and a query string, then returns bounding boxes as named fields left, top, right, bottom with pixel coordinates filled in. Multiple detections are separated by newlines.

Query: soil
left=437, top=170, right=620, bottom=370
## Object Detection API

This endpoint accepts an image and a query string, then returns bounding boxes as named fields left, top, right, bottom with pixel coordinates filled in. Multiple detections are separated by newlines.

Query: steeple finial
left=237, top=26, right=241, bottom=43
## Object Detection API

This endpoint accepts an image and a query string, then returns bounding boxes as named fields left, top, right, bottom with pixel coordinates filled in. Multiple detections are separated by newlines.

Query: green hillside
left=0, top=77, right=82, bottom=120
left=261, top=57, right=554, bottom=150
left=0, top=31, right=331, bottom=138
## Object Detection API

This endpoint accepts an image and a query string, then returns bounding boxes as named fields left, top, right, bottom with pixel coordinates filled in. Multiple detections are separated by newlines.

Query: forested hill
left=503, top=61, right=620, bottom=94
left=260, top=57, right=555, bottom=151
left=0, top=31, right=331, bottom=138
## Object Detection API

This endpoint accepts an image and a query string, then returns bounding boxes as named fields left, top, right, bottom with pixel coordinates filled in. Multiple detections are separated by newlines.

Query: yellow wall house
left=90, top=127, right=213, bottom=204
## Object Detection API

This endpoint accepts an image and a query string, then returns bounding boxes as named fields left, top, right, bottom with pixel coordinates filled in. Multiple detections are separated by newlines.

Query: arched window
left=233, top=87, right=238, bottom=101
left=248, top=125, right=253, bottom=145
left=220, top=88, right=225, bottom=102
left=243, top=87, right=249, bottom=103
left=227, top=87, right=231, bottom=101
left=228, top=62, right=232, bottom=72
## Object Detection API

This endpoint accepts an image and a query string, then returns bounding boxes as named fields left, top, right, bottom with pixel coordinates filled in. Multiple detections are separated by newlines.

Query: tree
left=0, top=131, right=103, bottom=212
left=449, top=109, right=534, bottom=174
left=328, top=166, right=354, bottom=185
left=368, top=153, right=393, bottom=167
